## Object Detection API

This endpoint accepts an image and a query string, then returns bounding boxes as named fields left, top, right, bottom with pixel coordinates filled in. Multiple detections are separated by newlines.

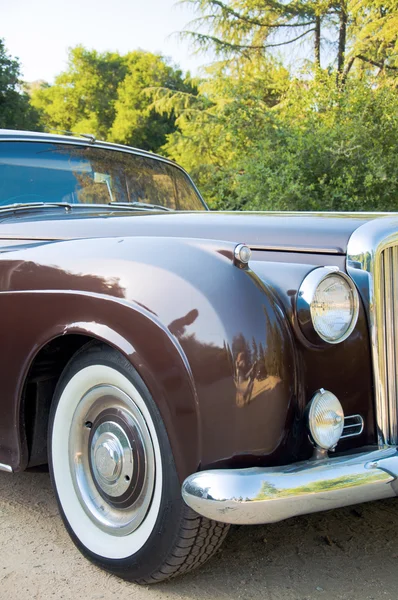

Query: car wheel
left=48, top=342, right=229, bottom=583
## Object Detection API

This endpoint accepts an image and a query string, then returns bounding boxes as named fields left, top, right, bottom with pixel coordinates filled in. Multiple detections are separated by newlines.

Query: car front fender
left=0, top=235, right=298, bottom=475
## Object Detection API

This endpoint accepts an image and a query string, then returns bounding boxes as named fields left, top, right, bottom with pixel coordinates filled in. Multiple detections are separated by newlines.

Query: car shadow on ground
left=1, top=470, right=398, bottom=600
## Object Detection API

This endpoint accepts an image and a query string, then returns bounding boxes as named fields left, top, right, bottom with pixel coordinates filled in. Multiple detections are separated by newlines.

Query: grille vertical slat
left=379, top=249, right=390, bottom=442
left=381, top=246, right=398, bottom=444
left=393, top=247, right=398, bottom=441
left=383, top=248, right=397, bottom=443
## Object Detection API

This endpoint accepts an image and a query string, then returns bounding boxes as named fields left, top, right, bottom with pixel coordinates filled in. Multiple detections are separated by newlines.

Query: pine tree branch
left=190, top=13, right=316, bottom=29
left=187, top=0, right=314, bottom=25
left=181, top=0, right=311, bottom=21
left=263, top=28, right=317, bottom=48
left=356, top=54, right=398, bottom=71
left=182, top=28, right=316, bottom=52
left=341, top=56, right=355, bottom=84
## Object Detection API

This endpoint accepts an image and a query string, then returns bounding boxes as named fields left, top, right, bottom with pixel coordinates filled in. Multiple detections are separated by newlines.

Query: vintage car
left=1, top=129, right=398, bottom=583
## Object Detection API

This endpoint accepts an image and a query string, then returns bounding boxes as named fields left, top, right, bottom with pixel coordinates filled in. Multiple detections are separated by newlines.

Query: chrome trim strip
left=383, top=247, right=398, bottom=443
left=341, top=414, right=364, bottom=439
left=250, top=244, right=342, bottom=254
left=0, top=462, right=13, bottom=473
left=347, top=217, right=398, bottom=446
left=0, top=235, right=70, bottom=241
left=0, top=134, right=184, bottom=172
left=182, top=447, right=398, bottom=525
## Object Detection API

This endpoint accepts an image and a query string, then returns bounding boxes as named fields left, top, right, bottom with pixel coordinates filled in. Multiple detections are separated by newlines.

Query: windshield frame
left=0, top=133, right=209, bottom=212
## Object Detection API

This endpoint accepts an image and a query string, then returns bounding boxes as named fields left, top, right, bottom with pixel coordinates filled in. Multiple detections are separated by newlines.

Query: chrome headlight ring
left=297, top=266, right=360, bottom=345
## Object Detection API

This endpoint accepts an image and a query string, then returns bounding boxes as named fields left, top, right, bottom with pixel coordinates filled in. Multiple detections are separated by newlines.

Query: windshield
left=0, top=141, right=206, bottom=211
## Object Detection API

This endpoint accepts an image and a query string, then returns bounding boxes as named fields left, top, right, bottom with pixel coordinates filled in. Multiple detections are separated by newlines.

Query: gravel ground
left=1, top=470, right=397, bottom=600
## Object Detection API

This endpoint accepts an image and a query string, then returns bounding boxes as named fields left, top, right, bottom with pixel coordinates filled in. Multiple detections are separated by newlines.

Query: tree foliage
left=155, top=57, right=398, bottom=211
left=0, top=38, right=40, bottom=130
left=149, top=0, right=398, bottom=211
left=348, top=0, right=398, bottom=76
left=5, top=0, right=398, bottom=213
left=109, top=51, right=195, bottom=150
left=31, top=47, right=126, bottom=139
left=181, top=0, right=398, bottom=80
left=30, top=47, right=193, bottom=152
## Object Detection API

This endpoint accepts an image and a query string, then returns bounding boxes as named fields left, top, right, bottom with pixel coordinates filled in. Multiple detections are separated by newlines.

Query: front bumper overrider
left=182, top=448, right=398, bottom=525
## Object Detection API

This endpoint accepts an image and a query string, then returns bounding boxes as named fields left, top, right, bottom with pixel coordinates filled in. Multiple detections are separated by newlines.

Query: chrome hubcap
left=69, top=384, right=155, bottom=536
left=95, top=437, right=121, bottom=480
left=91, top=422, right=134, bottom=497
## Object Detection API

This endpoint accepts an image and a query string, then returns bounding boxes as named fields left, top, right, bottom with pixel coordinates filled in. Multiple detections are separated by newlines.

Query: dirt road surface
left=1, top=470, right=397, bottom=600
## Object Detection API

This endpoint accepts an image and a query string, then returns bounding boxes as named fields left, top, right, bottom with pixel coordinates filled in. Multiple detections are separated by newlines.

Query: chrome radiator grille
left=380, top=246, right=398, bottom=444
left=347, top=218, right=398, bottom=448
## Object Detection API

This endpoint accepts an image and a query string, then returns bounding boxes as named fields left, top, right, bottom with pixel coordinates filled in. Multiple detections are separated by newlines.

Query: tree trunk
left=315, top=16, right=321, bottom=68
left=337, top=1, right=347, bottom=77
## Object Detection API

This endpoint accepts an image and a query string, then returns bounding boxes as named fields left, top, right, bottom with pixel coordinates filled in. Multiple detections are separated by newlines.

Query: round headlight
left=297, top=267, right=359, bottom=344
left=307, top=389, right=344, bottom=450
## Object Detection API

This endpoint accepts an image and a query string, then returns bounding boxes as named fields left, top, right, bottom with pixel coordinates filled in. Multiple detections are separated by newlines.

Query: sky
left=0, top=0, right=213, bottom=83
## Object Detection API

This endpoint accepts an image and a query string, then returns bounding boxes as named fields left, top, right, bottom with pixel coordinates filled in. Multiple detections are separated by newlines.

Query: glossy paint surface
left=0, top=209, right=376, bottom=255
left=250, top=255, right=376, bottom=455
left=0, top=132, right=382, bottom=478
left=0, top=230, right=377, bottom=477
left=0, top=235, right=297, bottom=477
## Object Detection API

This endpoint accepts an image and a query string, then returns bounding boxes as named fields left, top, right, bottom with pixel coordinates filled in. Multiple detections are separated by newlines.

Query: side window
left=165, top=163, right=204, bottom=211
left=125, top=156, right=177, bottom=208
left=124, top=156, right=204, bottom=210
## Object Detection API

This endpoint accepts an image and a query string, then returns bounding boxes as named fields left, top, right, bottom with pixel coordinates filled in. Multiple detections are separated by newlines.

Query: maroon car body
left=1, top=130, right=397, bottom=583
left=0, top=184, right=375, bottom=476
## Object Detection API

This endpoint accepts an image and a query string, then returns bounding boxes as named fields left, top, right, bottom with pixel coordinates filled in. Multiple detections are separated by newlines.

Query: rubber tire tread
left=139, top=506, right=230, bottom=583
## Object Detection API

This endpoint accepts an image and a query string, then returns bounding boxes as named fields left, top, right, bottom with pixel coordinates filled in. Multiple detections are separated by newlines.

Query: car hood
left=0, top=209, right=388, bottom=254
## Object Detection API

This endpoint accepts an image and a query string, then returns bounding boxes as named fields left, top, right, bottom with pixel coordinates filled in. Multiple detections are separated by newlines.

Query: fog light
left=307, top=389, right=344, bottom=450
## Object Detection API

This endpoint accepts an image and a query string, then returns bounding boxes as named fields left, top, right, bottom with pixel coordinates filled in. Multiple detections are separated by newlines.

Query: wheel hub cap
left=95, top=438, right=121, bottom=480
left=69, top=384, right=155, bottom=536
left=91, top=422, right=134, bottom=496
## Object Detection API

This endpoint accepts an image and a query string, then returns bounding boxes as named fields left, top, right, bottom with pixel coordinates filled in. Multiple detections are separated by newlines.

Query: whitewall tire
left=48, top=342, right=229, bottom=583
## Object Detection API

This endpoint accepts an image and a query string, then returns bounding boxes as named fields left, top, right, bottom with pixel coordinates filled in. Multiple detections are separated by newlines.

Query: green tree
left=181, top=0, right=398, bottom=81
left=31, top=46, right=127, bottom=139
left=0, top=38, right=40, bottom=130
left=109, top=51, right=195, bottom=151
left=182, top=0, right=327, bottom=67
left=146, top=0, right=397, bottom=211
left=152, top=56, right=290, bottom=207
left=345, top=0, right=398, bottom=80
left=234, top=74, right=398, bottom=211
left=157, top=59, right=398, bottom=211
left=31, top=47, right=194, bottom=152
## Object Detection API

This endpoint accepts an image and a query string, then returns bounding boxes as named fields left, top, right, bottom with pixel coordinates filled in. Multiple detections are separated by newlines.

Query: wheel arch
left=9, top=291, right=200, bottom=481
left=23, top=333, right=98, bottom=469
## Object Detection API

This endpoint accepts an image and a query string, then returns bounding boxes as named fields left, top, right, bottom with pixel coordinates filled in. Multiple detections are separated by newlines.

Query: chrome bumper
left=182, top=448, right=398, bottom=525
